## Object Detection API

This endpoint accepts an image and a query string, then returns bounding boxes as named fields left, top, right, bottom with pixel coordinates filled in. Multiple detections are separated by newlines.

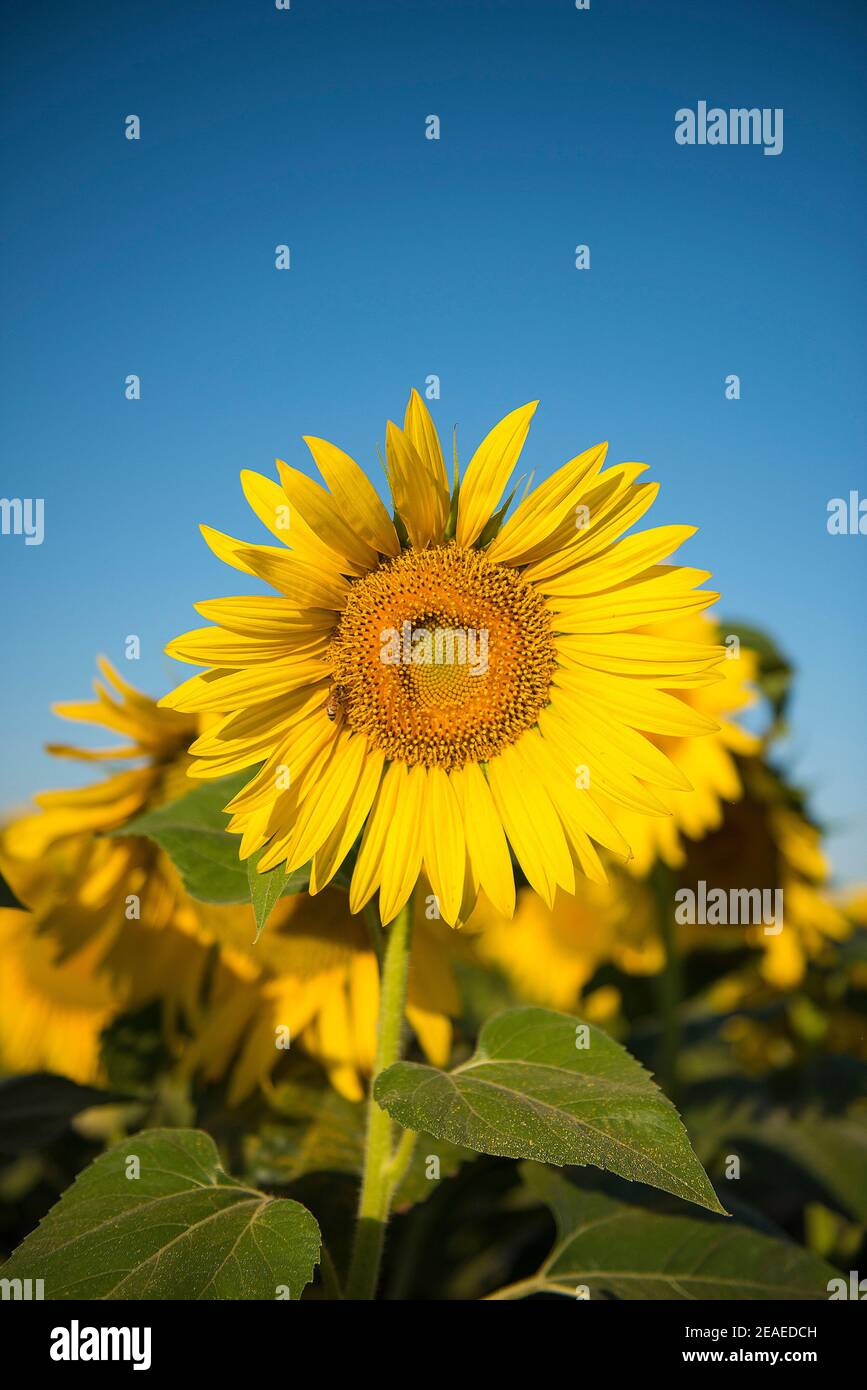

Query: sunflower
left=597, top=613, right=760, bottom=876
left=162, top=391, right=724, bottom=925
left=0, top=660, right=455, bottom=1098
left=676, top=758, right=849, bottom=988
left=0, top=657, right=210, bottom=980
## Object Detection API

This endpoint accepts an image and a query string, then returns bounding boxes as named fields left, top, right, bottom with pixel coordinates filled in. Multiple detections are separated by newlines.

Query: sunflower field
left=3, top=4, right=866, bottom=1354
left=1, top=391, right=864, bottom=1315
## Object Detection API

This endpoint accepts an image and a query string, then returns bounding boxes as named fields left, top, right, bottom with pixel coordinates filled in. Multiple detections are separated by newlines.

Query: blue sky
left=1, top=0, right=865, bottom=880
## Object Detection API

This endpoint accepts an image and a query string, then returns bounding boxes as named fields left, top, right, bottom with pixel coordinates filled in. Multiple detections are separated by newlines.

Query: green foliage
left=375, top=1006, right=725, bottom=1213
left=488, top=1164, right=838, bottom=1300
left=244, top=1079, right=473, bottom=1207
left=114, top=772, right=308, bottom=913
left=2, top=1128, right=320, bottom=1299
left=113, top=773, right=252, bottom=901
left=686, top=1063, right=867, bottom=1224
left=246, top=851, right=296, bottom=940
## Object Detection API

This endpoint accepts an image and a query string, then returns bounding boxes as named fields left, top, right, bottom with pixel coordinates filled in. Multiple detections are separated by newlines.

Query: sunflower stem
left=346, top=893, right=414, bottom=1300
left=383, top=1125, right=417, bottom=1198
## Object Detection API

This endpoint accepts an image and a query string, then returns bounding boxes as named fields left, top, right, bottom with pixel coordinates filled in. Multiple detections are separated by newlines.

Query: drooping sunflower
left=678, top=758, right=849, bottom=989
left=162, top=391, right=724, bottom=925
left=0, top=660, right=455, bottom=1099
left=1, top=657, right=208, bottom=974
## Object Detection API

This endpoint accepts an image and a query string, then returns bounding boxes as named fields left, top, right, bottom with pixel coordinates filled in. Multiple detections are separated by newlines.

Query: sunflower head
left=163, top=391, right=725, bottom=927
left=329, top=544, right=556, bottom=770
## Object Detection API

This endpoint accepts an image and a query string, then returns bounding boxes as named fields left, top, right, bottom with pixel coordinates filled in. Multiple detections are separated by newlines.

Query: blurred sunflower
left=466, top=876, right=661, bottom=1018
left=0, top=661, right=455, bottom=1100
left=698, top=881, right=865, bottom=1074
left=162, top=390, right=724, bottom=926
left=185, top=891, right=458, bottom=1103
left=598, top=613, right=760, bottom=875
left=0, top=658, right=212, bottom=1025
left=678, top=759, right=849, bottom=989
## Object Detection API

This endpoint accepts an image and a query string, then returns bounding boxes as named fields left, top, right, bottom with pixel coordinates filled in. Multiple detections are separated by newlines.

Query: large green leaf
left=244, top=1079, right=472, bottom=1207
left=1, top=1128, right=320, bottom=1299
left=375, top=1007, right=724, bottom=1213
left=486, top=1164, right=838, bottom=1300
left=0, top=1074, right=129, bottom=1155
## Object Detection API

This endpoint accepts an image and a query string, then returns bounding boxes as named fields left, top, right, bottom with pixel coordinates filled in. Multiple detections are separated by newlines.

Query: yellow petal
left=385, top=421, right=444, bottom=548
left=241, top=469, right=363, bottom=575
left=277, top=461, right=379, bottom=571
left=235, top=546, right=350, bottom=609
left=349, top=762, right=405, bottom=913
left=449, top=763, right=515, bottom=917
left=311, top=748, right=385, bottom=893
left=456, top=401, right=538, bottom=548
left=378, top=764, right=426, bottom=924
left=404, top=389, right=450, bottom=495
left=486, top=742, right=573, bottom=906
left=160, top=657, right=329, bottom=713
left=194, top=596, right=334, bottom=638
left=285, top=732, right=369, bottom=872
left=199, top=525, right=264, bottom=577
left=165, top=626, right=316, bottom=667
left=542, top=525, right=698, bottom=596
left=553, top=667, right=721, bottom=737
left=487, top=442, right=607, bottom=565
left=304, top=436, right=400, bottom=557
left=422, top=766, right=465, bottom=926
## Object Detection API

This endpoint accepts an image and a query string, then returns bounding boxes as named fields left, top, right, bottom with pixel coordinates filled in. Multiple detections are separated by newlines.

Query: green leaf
left=2, top=1128, right=321, bottom=1299
left=0, top=1074, right=129, bottom=1155
left=375, top=1006, right=725, bottom=1213
left=246, top=849, right=308, bottom=941
left=685, top=1073, right=867, bottom=1224
left=112, top=772, right=350, bottom=913
left=488, top=1164, right=838, bottom=1300
left=115, top=770, right=315, bottom=910
left=245, top=1078, right=472, bottom=1207
left=112, top=772, right=252, bottom=902
left=0, top=868, right=25, bottom=910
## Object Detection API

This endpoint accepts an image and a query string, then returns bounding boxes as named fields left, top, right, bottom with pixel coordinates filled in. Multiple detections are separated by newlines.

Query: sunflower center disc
left=329, top=543, right=556, bottom=770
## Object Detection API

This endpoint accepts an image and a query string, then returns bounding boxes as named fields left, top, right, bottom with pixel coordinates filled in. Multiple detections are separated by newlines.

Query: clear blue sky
left=1, top=0, right=864, bottom=881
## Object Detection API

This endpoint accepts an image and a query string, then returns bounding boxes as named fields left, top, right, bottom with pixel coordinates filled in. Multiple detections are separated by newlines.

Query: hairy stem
left=345, top=894, right=414, bottom=1300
